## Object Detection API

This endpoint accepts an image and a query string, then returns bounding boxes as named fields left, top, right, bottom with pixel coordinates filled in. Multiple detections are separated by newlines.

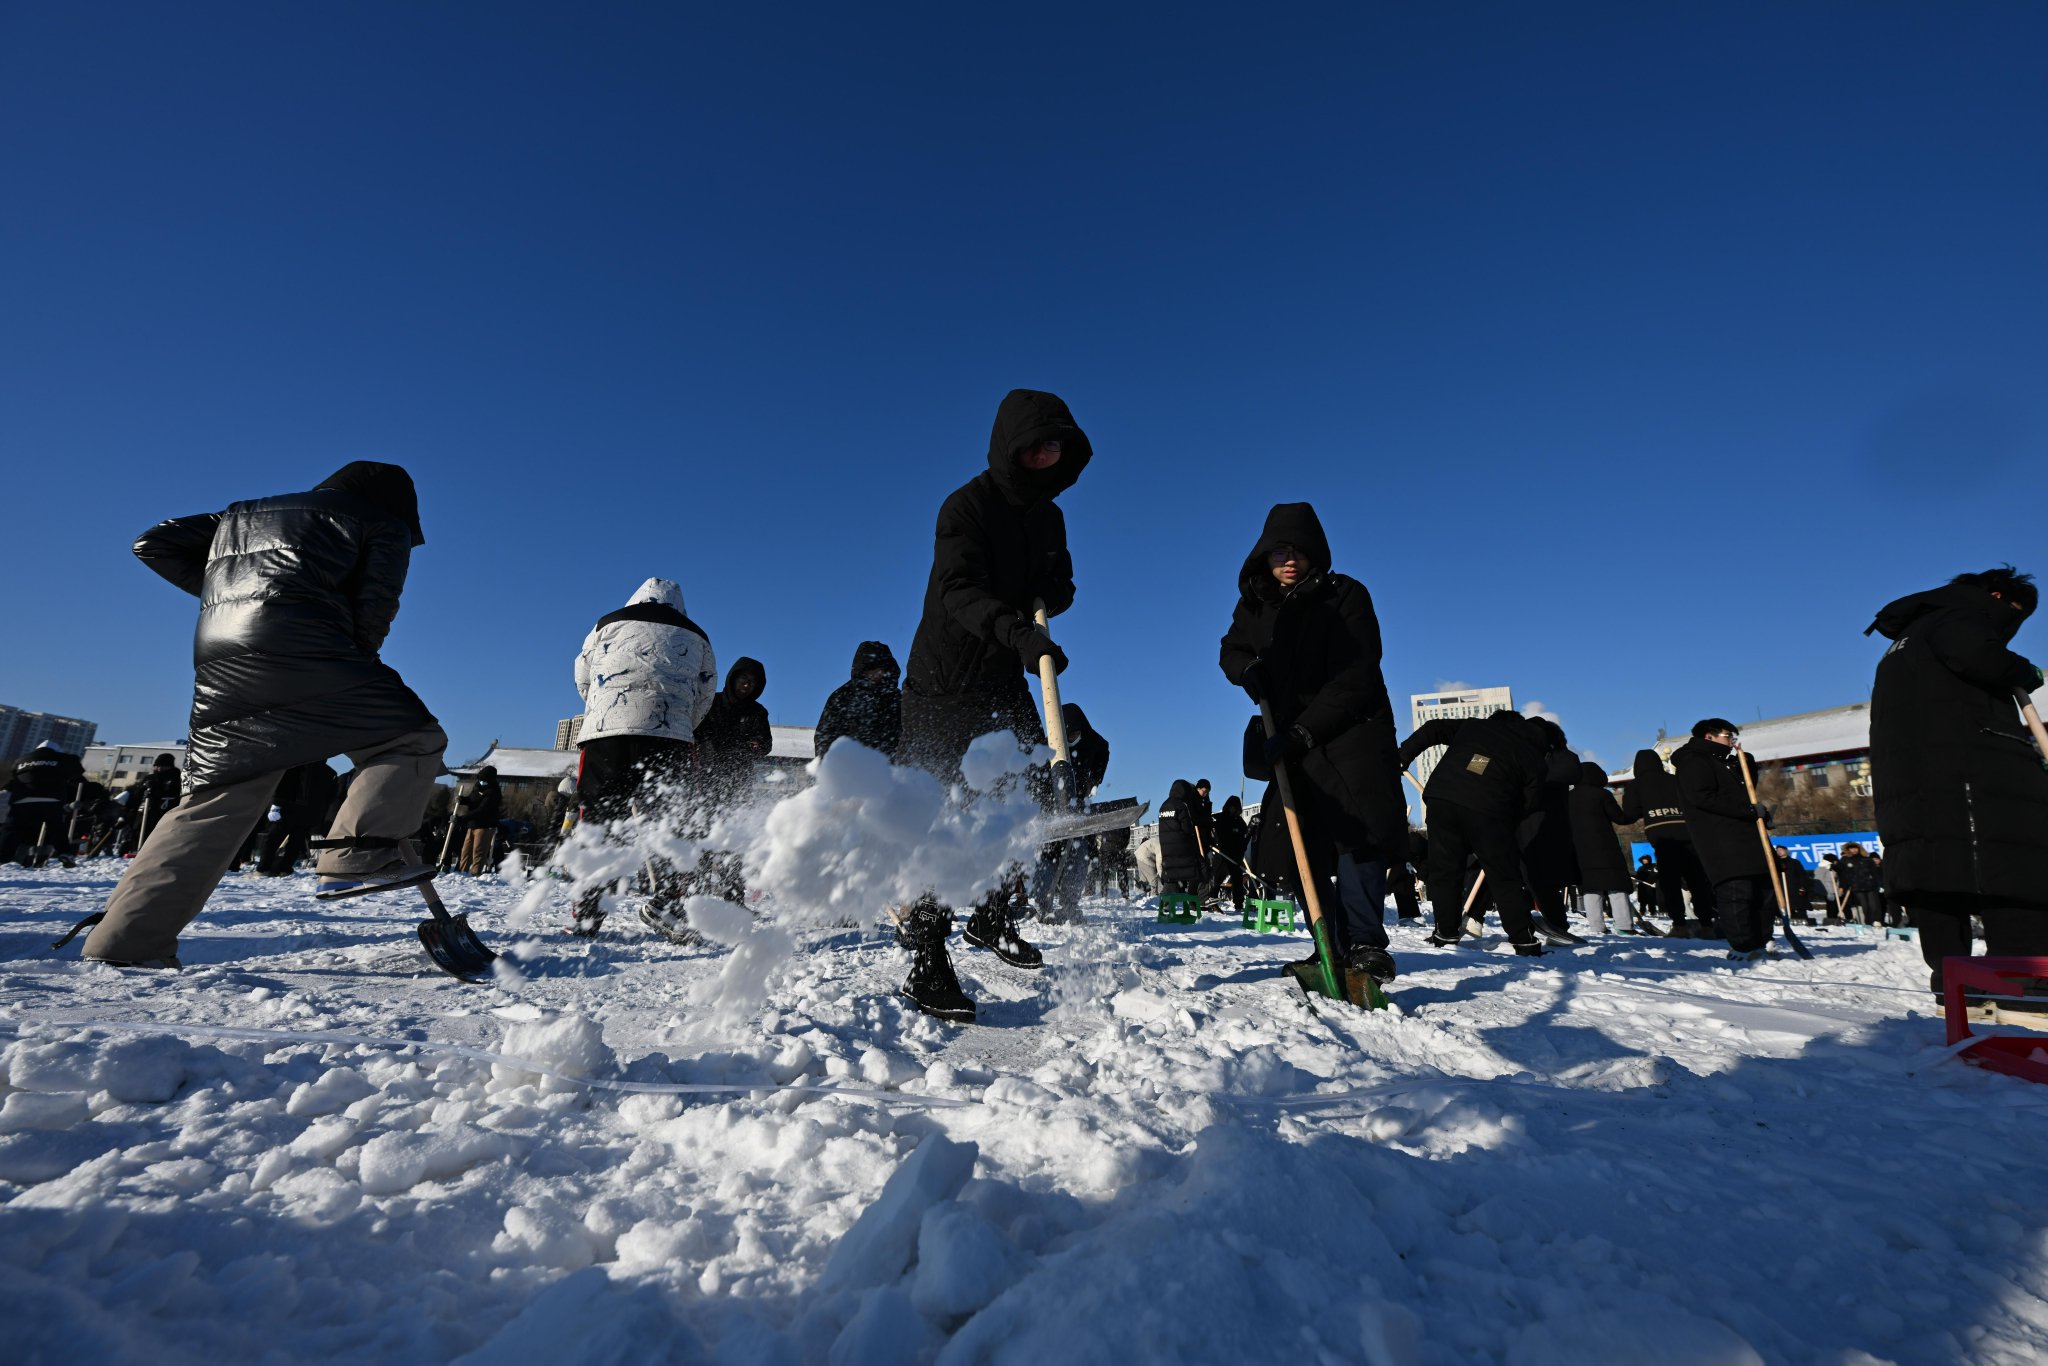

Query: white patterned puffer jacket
left=574, top=578, right=718, bottom=744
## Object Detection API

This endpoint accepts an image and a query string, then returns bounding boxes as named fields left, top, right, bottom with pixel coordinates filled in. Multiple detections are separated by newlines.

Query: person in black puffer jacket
left=895, top=389, right=1093, bottom=1022
left=698, top=657, right=773, bottom=809
left=457, top=765, right=504, bottom=874
left=1222, top=502, right=1406, bottom=986
left=815, top=642, right=902, bottom=759
left=1670, top=719, right=1775, bottom=957
left=3, top=741, right=86, bottom=866
left=1157, top=779, right=1207, bottom=893
left=1062, top=703, right=1110, bottom=799
left=1398, top=709, right=1575, bottom=952
left=81, top=462, right=447, bottom=968
left=1567, top=761, right=1636, bottom=932
left=1618, top=748, right=1718, bottom=936
left=1211, top=794, right=1249, bottom=910
left=1867, top=567, right=2048, bottom=988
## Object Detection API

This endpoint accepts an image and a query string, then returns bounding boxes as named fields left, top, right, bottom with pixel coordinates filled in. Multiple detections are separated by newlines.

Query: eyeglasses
left=1267, top=544, right=1302, bottom=565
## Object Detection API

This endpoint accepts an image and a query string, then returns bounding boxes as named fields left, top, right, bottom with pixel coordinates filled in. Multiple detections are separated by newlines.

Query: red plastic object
left=1942, top=956, right=2048, bottom=1085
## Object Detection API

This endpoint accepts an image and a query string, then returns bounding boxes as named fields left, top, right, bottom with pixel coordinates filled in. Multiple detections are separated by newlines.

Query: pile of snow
left=4, top=847, right=2048, bottom=1360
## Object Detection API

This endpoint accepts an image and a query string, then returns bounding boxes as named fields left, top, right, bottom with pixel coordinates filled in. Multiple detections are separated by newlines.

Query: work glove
left=1264, top=724, right=1313, bottom=768
left=1013, top=626, right=1068, bottom=676
left=1753, top=802, right=1773, bottom=827
left=1239, top=657, right=1272, bottom=705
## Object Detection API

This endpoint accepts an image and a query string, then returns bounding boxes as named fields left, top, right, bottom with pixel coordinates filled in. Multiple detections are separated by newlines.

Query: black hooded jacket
left=1617, top=749, right=1692, bottom=842
left=6, top=746, right=85, bottom=807
left=900, top=390, right=1090, bottom=777
left=1158, top=779, right=1206, bottom=885
left=816, top=641, right=902, bottom=759
left=1212, top=795, right=1248, bottom=863
left=459, top=766, right=503, bottom=828
left=133, top=463, right=437, bottom=793
left=1061, top=702, right=1110, bottom=797
left=700, top=657, right=773, bottom=775
left=1567, top=762, right=1632, bottom=894
left=1671, top=736, right=1770, bottom=882
left=1397, top=711, right=1567, bottom=823
left=1219, top=503, right=1404, bottom=865
left=1867, top=582, right=2048, bottom=904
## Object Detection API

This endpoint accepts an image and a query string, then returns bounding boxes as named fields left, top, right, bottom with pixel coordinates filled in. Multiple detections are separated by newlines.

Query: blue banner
left=1630, top=833, right=1882, bottom=869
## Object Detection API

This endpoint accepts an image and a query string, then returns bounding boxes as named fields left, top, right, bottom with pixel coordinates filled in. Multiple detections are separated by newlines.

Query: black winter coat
left=901, top=390, right=1089, bottom=779
left=1835, top=851, right=1882, bottom=894
left=815, top=641, right=902, bottom=759
left=1617, top=750, right=1692, bottom=842
left=460, top=770, right=504, bottom=828
left=6, top=747, right=85, bottom=805
left=134, top=462, right=436, bottom=793
left=1868, top=582, right=2048, bottom=905
left=1397, top=712, right=1564, bottom=823
left=1212, top=797, right=1248, bottom=863
left=275, top=761, right=339, bottom=828
left=699, top=658, right=773, bottom=776
left=1158, top=779, right=1206, bottom=885
left=1567, top=762, right=1632, bottom=894
left=1670, top=737, right=1769, bottom=882
left=1219, top=503, right=1404, bottom=864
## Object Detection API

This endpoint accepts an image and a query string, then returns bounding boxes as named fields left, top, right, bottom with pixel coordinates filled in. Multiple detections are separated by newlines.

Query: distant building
left=81, top=742, right=188, bottom=788
left=1407, top=686, right=1515, bottom=795
left=555, top=715, right=583, bottom=750
left=0, top=706, right=98, bottom=766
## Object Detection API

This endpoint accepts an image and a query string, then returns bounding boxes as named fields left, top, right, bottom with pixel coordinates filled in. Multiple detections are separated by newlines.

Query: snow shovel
left=1257, top=700, right=1384, bottom=1010
left=1735, top=749, right=1813, bottom=960
left=1460, top=869, right=1488, bottom=938
left=1030, top=599, right=1085, bottom=922
left=415, top=878, right=499, bottom=981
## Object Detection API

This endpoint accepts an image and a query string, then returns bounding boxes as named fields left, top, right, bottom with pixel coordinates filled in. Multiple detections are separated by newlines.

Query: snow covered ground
left=5, top=862, right=2048, bottom=1365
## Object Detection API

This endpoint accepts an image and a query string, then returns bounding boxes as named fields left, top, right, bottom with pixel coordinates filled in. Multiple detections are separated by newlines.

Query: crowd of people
left=12, top=392, right=2043, bottom=1013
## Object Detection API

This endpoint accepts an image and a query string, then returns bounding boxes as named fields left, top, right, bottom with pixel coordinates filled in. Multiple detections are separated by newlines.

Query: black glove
left=1015, top=627, right=1068, bottom=676
left=1239, top=657, right=1272, bottom=704
left=1263, top=724, right=1313, bottom=767
left=1752, top=802, right=1773, bottom=826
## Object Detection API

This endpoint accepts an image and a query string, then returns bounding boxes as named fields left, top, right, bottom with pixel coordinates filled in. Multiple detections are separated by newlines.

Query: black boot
left=901, top=903, right=975, bottom=1023
left=568, top=889, right=605, bottom=938
left=1511, top=940, right=1545, bottom=957
left=964, top=899, right=1043, bottom=969
left=1347, top=945, right=1397, bottom=984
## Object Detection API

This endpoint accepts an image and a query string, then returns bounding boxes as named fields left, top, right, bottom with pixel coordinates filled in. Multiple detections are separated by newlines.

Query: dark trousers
left=1333, top=852, right=1389, bottom=953
left=4, top=802, right=68, bottom=863
left=1425, top=802, right=1538, bottom=945
left=1846, top=890, right=1884, bottom=925
left=257, top=817, right=318, bottom=874
left=1909, top=899, right=2048, bottom=987
left=1392, top=867, right=1421, bottom=921
left=1650, top=839, right=1714, bottom=926
left=1713, top=875, right=1774, bottom=951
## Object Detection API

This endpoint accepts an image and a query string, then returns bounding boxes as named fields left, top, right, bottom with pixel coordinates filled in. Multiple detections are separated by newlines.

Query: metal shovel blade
left=415, top=881, right=498, bottom=981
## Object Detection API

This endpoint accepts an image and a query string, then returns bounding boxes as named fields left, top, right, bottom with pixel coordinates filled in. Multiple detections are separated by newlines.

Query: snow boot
left=1347, top=945, right=1397, bottom=984
left=1533, top=919, right=1587, bottom=947
left=639, top=902, right=703, bottom=947
left=963, top=903, right=1043, bottom=970
left=1726, top=946, right=1770, bottom=964
left=1510, top=940, right=1545, bottom=958
left=901, top=904, right=975, bottom=1024
left=1425, top=931, right=1465, bottom=949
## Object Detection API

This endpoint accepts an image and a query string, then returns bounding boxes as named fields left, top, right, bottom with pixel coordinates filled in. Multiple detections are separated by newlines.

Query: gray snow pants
left=82, top=726, right=446, bottom=963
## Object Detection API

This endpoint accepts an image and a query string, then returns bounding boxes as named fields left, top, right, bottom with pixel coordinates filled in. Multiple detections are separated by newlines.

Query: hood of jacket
left=850, top=640, right=900, bottom=682
left=317, top=461, right=424, bottom=547
left=1061, top=702, right=1092, bottom=737
left=1632, top=749, right=1668, bottom=784
left=1577, top=761, right=1609, bottom=788
left=628, top=577, right=686, bottom=612
left=725, top=657, right=767, bottom=697
left=986, top=389, right=1092, bottom=506
left=1867, top=581, right=2025, bottom=646
left=1221, top=795, right=1242, bottom=818
left=1238, top=502, right=1335, bottom=600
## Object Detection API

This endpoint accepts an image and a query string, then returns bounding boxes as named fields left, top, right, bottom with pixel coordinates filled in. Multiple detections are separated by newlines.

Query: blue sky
left=3, top=3, right=2044, bottom=811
